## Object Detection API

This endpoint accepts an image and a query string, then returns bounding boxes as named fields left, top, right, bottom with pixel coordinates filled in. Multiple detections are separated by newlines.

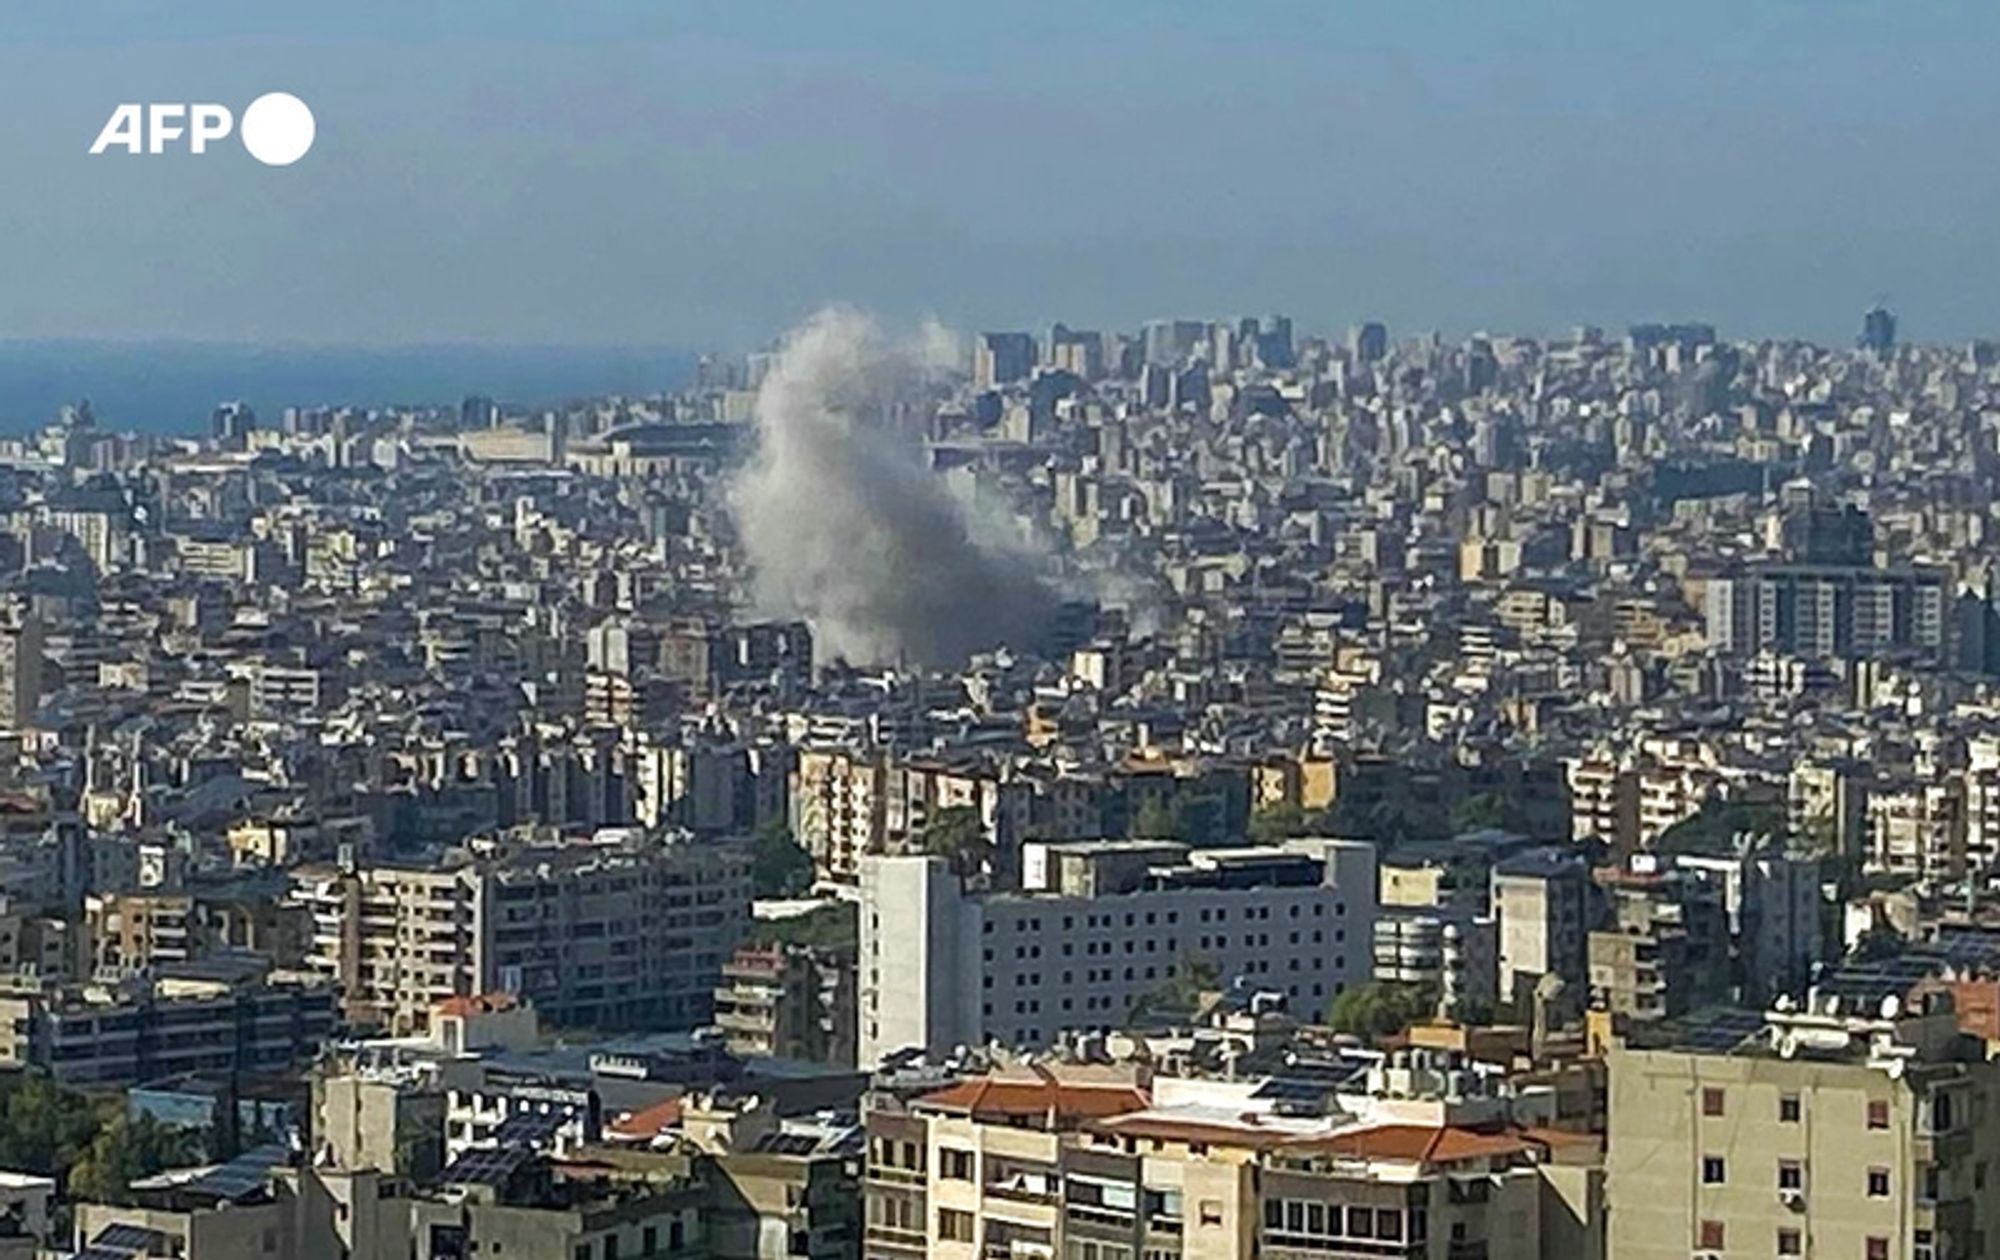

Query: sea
left=0, top=341, right=699, bottom=435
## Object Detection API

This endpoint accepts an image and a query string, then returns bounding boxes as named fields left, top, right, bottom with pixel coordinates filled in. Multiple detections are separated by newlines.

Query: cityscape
left=0, top=301, right=1988, bottom=1260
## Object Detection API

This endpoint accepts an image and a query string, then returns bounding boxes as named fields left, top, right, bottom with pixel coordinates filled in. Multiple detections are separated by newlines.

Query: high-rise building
left=1141, top=319, right=1207, bottom=366
left=972, top=332, right=1035, bottom=389
left=1861, top=304, right=1898, bottom=355
left=858, top=839, right=1377, bottom=1065
left=1045, top=324, right=1103, bottom=378
left=1349, top=321, right=1389, bottom=362
left=1255, top=313, right=1295, bottom=368
left=1608, top=993, right=2000, bottom=1260
left=291, top=830, right=749, bottom=1035
left=1706, top=564, right=1947, bottom=662
left=212, top=400, right=258, bottom=448
left=0, top=616, right=43, bottom=731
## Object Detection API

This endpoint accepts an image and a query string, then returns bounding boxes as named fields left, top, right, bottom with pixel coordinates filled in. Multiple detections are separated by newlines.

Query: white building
left=858, top=838, right=1377, bottom=1066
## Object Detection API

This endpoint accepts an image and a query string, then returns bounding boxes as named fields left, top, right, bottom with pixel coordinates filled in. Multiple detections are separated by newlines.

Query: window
left=1347, top=1205, right=1375, bottom=1239
left=1702, top=1156, right=1726, bottom=1185
left=605, top=1240, right=619, bottom=1260
left=1867, top=1239, right=1889, bottom=1260
left=1702, top=1088, right=1725, bottom=1117
left=1199, top=1200, right=1223, bottom=1226
left=1867, top=1100, right=1890, bottom=1130
left=940, top=1148, right=974, bottom=1180
left=938, top=1209, right=975, bottom=1243
left=1777, top=1228, right=1801, bottom=1256
left=1698, top=1221, right=1725, bottom=1250
left=1778, top=1160, right=1803, bottom=1191
left=1867, top=1167, right=1890, bottom=1198
left=1779, top=1094, right=1801, bottom=1123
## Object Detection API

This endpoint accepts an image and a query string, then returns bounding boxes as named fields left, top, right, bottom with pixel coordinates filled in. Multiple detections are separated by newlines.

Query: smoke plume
left=730, top=307, right=1060, bottom=667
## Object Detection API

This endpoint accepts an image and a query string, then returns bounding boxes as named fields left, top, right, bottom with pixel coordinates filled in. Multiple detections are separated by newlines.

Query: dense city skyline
left=8, top=5, right=2000, bottom=1258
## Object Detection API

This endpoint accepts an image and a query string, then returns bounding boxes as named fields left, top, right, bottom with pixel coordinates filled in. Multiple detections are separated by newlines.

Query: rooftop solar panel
left=441, top=1144, right=532, bottom=1187
left=186, top=1144, right=289, bottom=1201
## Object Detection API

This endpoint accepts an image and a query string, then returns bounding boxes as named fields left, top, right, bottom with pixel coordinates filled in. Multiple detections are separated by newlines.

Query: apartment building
left=1706, top=563, right=1948, bottom=662
left=1492, top=849, right=1591, bottom=1015
left=291, top=861, right=486, bottom=1034
left=1867, top=779, right=1968, bottom=880
left=794, top=748, right=885, bottom=882
left=292, top=829, right=749, bottom=1034
left=0, top=964, right=336, bottom=1086
left=1607, top=992, right=2000, bottom=1260
left=864, top=1060, right=1599, bottom=1260
left=858, top=839, right=1377, bottom=1065
left=84, top=891, right=305, bottom=980
left=1567, top=756, right=1638, bottom=854
left=794, top=747, right=1029, bottom=886
left=712, top=943, right=856, bottom=1067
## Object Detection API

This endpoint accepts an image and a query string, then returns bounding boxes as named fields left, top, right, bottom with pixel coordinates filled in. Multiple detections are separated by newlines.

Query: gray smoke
left=730, top=307, right=1061, bottom=667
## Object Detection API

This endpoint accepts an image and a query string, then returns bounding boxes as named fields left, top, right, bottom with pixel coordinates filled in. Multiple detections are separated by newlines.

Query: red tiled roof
left=1289, top=1124, right=1531, bottom=1164
left=915, top=1078, right=1149, bottom=1123
left=608, top=1097, right=684, bottom=1140
left=434, top=992, right=521, bottom=1017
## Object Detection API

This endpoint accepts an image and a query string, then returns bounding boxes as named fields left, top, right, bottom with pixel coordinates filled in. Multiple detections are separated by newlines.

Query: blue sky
left=2, top=1, right=1996, bottom=349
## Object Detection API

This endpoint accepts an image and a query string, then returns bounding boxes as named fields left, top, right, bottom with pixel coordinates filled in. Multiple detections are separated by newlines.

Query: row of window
left=1701, top=1087, right=1895, bottom=1129
left=988, top=928, right=1341, bottom=964
left=1698, top=1221, right=1914, bottom=1260
left=1700, top=1156, right=1895, bottom=1197
left=989, top=902, right=1345, bottom=935
left=1262, top=1198, right=1424, bottom=1244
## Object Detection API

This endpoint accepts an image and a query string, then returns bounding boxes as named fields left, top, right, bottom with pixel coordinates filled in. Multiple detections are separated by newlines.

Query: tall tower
left=1860, top=304, right=1897, bottom=355
left=0, top=616, right=43, bottom=730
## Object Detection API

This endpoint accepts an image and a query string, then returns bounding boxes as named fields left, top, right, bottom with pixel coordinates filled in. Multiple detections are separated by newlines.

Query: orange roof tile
left=915, top=1078, right=1149, bottom=1123
left=608, top=1097, right=684, bottom=1140
left=434, top=992, right=521, bottom=1018
left=1289, top=1124, right=1531, bottom=1165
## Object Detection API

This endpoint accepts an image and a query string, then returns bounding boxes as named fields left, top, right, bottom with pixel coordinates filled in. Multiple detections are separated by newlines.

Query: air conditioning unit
left=1779, top=1190, right=1806, bottom=1211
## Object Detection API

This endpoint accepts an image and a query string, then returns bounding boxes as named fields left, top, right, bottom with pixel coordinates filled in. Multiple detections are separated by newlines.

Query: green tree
left=749, top=819, right=815, bottom=899
left=68, top=1112, right=196, bottom=1206
left=744, top=902, right=858, bottom=955
left=1326, top=982, right=1439, bottom=1040
left=919, top=806, right=990, bottom=879
left=0, top=1075, right=97, bottom=1174
left=1656, top=799, right=1786, bottom=857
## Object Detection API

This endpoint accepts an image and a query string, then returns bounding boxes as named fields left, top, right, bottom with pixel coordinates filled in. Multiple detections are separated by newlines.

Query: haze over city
left=4, top=1, right=2000, bottom=351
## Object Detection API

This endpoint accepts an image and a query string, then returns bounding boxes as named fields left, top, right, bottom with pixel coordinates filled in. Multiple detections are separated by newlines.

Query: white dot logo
left=239, top=92, right=315, bottom=167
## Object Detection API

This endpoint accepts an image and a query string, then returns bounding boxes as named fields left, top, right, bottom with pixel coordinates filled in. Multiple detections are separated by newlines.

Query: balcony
left=987, top=1182, right=1061, bottom=1208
